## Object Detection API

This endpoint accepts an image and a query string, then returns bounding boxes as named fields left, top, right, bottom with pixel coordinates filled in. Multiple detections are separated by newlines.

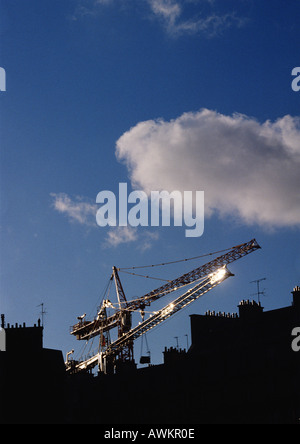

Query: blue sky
left=0, top=0, right=299, bottom=365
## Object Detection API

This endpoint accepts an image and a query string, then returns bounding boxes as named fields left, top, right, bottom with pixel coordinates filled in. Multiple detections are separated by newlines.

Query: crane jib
left=70, top=239, right=260, bottom=341
left=127, top=239, right=261, bottom=308
left=67, top=239, right=261, bottom=373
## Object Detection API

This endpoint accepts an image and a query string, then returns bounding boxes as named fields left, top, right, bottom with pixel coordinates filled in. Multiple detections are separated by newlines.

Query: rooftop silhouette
left=1, top=285, right=299, bottom=424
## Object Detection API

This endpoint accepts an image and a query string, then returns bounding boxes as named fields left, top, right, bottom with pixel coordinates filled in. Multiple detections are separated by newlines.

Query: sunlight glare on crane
left=160, top=303, right=175, bottom=318
left=210, top=267, right=227, bottom=284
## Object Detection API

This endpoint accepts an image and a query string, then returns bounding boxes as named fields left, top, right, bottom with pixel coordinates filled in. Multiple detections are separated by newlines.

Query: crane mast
left=112, top=266, right=134, bottom=363
left=67, top=239, right=261, bottom=374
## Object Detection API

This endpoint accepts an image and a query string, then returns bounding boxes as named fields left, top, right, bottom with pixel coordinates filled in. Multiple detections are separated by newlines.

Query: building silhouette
left=0, top=317, right=65, bottom=424
left=1, top=286, right=299, bottom=424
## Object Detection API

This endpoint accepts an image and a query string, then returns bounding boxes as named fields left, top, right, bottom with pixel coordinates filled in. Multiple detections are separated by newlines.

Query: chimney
left=292, top=286, right=300, bottom=310
left=238, top=299, right=264, bottom=320
left=1, top=314, right=5, bottom=329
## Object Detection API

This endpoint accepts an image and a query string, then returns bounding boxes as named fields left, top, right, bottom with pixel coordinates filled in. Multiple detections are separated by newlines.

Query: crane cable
left=118, top=246, right=232, bottom=271
left=116, top=246, right=233, bottom=286
left=118, top=269, right=172, bottom=282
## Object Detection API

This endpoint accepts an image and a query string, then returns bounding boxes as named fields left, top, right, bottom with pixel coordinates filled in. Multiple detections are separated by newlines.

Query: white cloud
left=51, top=193, right=97, bottom=226
left=105, top=226, right=138, bottom=247
left=72, top=0, right=245, bottom=37
left=147, top=0, right=245, bottom=37
left=116, top=109, right=300, bottom=228
left=148, top=0, right=181, bottom=28
left=103, top=227, right=160, bottom=249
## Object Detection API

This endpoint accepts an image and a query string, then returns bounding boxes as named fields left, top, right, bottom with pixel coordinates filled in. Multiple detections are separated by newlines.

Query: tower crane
left=66, top=239, right=261, bottom=374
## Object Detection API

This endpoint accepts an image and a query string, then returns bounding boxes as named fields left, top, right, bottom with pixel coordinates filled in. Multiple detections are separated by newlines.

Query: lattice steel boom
left=66, top=239, right=261, bottom=374
left=70, top=239, right=260, bottom=342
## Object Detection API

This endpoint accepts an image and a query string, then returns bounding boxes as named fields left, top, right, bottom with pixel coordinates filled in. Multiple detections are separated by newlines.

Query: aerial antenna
left=37, top=303, right=47, bottom=327
left=174, top=336, right=179, bottom=349
left=185, top=334, right=189, bottom=350
left=250, top=278, right=266, bottom=304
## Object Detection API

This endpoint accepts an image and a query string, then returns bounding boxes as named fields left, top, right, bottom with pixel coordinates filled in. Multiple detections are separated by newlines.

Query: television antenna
left=37, top=303, right=47, bottom=327
left=185, top=334, right=189, bottom=350
left=250, top=278, right=266, bottom=304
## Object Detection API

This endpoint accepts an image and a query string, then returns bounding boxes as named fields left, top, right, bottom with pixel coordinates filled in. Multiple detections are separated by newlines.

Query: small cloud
left=51, top=193, right=160, bottom=249
left=139, top=231, right=160, bottom=251
left=105, top=226, right=139, bottom=247
left=147, top=0, right=245, bottom=37
left=72, top=0, right=246, bottom=37
left=51, top=193, right=97, bottom=227
left=104, top=227, right=160, bottom=249
left=148, top=0, right=181, bottom=29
